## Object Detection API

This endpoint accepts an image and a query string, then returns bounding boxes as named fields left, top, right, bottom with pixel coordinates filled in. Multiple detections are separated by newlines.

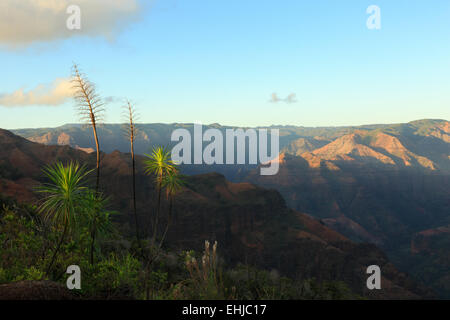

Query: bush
left=0, top=198, right=361, bottom=300
left=80, top=253, right=142, bottom=299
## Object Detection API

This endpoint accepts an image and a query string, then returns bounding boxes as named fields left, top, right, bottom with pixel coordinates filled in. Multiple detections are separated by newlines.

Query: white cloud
left=269, top=92, right=298, bottom=104
left=269, top=93, right=281, bottom=103
left=0, top=78, right=74, bottom=107
left=285, top=93, right=297, bottom=104
left=0, top=0, right=144, bottom=47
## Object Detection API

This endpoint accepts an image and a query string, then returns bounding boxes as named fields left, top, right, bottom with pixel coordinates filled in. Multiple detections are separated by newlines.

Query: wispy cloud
left=104, top=96, right=126, bottom=104
left=269, top=93, right=281, bottom=103
left=0, top=78, right=74, bottom=107
left=0, top=0, right=145, bottom=48
left=269, top=92, right=297, bottom=104
left=285, top=93, right=297, bottom=104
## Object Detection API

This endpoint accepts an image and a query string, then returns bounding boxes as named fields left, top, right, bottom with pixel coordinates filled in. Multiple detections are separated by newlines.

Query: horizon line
left=7, top=118, right=448, bottom=131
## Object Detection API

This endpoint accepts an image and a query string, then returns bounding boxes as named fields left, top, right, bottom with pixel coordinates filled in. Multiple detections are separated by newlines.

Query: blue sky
left=0, top=0, right=449, bottom=129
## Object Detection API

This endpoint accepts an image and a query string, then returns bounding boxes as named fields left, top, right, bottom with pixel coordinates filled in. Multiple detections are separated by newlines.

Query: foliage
left=80, top=253, right=142, bottom=299
left=162, top=169, right=184, bottom=199
left=143, top=145, right=178, bottom=249
left=78, top=190, right=117, bottom=241
left=0, top=203, right=47, bottom=283
left=0, top=202, right=360, bottom=300
left=143, top=146, right=176, bottom=180
left=36, top=162, right=92, bottom=231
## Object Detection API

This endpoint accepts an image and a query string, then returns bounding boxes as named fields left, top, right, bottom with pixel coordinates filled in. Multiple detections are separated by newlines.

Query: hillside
left=0, top=128, right=432, bottom=299
left=245, top=142, right=450, bottom=297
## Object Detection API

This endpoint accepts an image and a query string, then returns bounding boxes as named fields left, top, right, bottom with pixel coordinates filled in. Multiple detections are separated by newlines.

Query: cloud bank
left=0, top=0, right=143, bottom=47
left=0, top=78, right=73, bottom=107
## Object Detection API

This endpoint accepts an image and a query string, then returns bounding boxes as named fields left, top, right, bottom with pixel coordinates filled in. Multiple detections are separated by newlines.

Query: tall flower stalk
left=124, top=100, right=141, bottom=246
left=71, top=63, right=104, bottom=193
left=71, top=63, right=105, bottom=264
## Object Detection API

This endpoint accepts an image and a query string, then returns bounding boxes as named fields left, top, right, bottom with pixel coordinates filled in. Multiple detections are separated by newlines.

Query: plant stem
left=45, top=221, right=68, bottom=277
left=151, top=176, right=162, bottom=246
left=131, top=137, right=141, bottom=246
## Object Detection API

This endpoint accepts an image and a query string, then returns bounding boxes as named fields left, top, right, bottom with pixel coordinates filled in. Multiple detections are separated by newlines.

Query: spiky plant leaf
left=143, top=146, right=175, bottom=181
left=36, top=162, right=93, bottom=232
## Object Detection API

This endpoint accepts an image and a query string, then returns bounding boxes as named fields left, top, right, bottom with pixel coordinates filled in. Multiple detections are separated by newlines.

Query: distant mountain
left=287, top=120, right=449, bottom=172
left=12, top=119, right=450, bottom=174
left=283, top=137, right=329, bottom=156
left=244, top=120, right=450, bottom=298
left=0, top=128, right=433, bottom=299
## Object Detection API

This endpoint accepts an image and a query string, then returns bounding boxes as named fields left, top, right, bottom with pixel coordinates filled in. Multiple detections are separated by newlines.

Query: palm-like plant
left=159, top=168, right=184, bottom=248
left=37, top=162, right=92, bottom=275
left=143, top=146, right=175, bottom=245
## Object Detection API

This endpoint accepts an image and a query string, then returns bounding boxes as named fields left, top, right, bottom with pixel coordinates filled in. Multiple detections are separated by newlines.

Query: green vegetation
left=36, top=162, right=92, bottom=275
left=143, top=146, right=176, bottom=246
left=0, top=194, right=359, bottom=299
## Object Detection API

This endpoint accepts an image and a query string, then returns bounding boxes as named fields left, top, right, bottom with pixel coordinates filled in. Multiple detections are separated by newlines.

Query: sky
left=0, top=0, right=449, bottom=129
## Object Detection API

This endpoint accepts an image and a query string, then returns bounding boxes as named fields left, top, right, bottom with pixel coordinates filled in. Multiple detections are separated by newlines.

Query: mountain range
left=12, top=119, right=449, bottom=172
left=4, top=118, right=450, bottom=298
left=0, top=127, right=437, bottom=299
